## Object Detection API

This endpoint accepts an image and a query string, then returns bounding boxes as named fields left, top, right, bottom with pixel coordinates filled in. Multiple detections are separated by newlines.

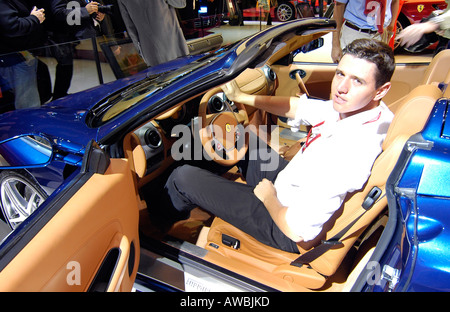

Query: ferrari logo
left=417, top=4, right=424, bottom=12
left=225, top=123, right=231, bottom=133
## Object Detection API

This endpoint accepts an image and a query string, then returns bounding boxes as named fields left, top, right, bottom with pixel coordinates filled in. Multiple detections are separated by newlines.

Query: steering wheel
left=198, top=87, right=249, bottom=166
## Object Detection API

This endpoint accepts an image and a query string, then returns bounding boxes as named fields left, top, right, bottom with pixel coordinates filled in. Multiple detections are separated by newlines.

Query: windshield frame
left=86, top=45, right=237, bottom=128
left=93, top=18, right=336, bottom=146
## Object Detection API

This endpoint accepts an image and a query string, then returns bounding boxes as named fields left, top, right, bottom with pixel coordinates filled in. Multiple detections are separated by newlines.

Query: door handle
left=107, top=234, right=130, bottom=292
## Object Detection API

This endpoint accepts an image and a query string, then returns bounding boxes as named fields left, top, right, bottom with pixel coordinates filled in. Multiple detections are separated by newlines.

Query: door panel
left=275, top=60, right=432, bottom=106
left=273, top=64, right=335, bottom=100
left=0, top=158, right=140, bottom=291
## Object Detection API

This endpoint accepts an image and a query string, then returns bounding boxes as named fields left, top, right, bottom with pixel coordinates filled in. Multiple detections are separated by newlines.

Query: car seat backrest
left=384, top=84, right=443, bottom=148
left=299, top=83, right=442, bottom=277
left=421, top=49, right=450, bottom=85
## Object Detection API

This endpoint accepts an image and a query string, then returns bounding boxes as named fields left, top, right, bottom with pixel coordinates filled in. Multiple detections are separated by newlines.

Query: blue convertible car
left=0, top=18, right=449, bottom=292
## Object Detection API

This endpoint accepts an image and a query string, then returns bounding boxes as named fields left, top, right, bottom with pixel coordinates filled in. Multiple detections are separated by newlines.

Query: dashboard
left=123, top=65, right=278, bottom=185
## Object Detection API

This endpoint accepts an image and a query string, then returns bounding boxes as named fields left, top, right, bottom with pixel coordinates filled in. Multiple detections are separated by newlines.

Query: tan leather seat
left=202, top=83, right=443, bottom=290
left=421, top=49, right=450, bottom=86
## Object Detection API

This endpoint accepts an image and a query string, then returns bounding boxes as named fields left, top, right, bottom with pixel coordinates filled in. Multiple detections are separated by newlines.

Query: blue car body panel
left=367, top=98, right=450, bottom=292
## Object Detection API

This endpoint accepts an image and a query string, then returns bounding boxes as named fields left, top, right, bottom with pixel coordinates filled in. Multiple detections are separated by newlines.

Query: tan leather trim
left=266, top=32, right=330, bottom=67
left=421, top=49, right=450, bottom=85
left=204, top=218, right=325, bottom=291
left=384, top=84, right=442, bottom=149
left=384, top=64, right=428, bottom=104
left=236, top=68, right=268, bottom=94
left=0, top=159, right=140, bottom=291
left=123, top=132, right=146, bottom=180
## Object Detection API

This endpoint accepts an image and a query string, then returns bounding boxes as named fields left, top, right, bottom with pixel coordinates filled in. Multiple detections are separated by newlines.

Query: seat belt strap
left=290, top=186, right=383, bottom=268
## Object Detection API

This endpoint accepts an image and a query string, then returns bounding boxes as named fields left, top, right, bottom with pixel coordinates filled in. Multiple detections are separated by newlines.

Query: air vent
left=208, top=95, right=225, bottom=113
left=144, top=128, right=162, bottom=148
left=267, top=68, right=276, bottom=81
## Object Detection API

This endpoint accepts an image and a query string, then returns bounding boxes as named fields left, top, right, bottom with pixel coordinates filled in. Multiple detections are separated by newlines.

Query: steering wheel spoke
left=198, top=86, right=249, bottom=166
left=204, top=113, right=216, bottom=125
left=234, top=109, right=249, bottom=126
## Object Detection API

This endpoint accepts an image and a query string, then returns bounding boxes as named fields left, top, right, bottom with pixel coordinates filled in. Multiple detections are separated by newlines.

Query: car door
left=0, top=141, right=140, bottom=291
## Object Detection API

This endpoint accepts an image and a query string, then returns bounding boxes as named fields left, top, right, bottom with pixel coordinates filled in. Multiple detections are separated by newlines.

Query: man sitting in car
left=163, top=38, right=395, bottom=253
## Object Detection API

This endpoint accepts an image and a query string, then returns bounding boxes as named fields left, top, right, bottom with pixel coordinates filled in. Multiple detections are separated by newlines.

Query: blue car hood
left=0, top=56, right=203, bottom=154
left=0, top=81, right=124, bottom=154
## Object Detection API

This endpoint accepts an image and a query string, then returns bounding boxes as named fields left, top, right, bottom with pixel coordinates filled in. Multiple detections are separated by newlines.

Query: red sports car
left=395, top=0, right=448, bottom=50
left=242, top=0, right=323, bottom=22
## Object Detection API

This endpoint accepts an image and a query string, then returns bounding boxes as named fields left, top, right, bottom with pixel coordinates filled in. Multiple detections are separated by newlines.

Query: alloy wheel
left=0, top=175, right=46, bottom=229
left=276, top=3, right=295, bottom=22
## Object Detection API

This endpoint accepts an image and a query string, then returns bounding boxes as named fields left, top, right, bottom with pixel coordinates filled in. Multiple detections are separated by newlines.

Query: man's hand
left=86, top=2, right=99, bottom=14
left=331, top=41, right=342, bottom=63
left=253, top=178, right=277, bottom=204
left=254, top=178, right=303, bottom=243
left=381, top=24, right=395, bottom=44
left=397, top=21, right=439, bottom=47
left=30, top=6, right=45, bottom=24
left=95, top=12, right=105, bottom=21
left=221, top=80, right=244, bottom=103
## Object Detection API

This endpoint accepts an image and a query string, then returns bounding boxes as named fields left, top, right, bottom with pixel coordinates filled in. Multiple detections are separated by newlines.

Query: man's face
left=331, top=54, right=390, bottom=119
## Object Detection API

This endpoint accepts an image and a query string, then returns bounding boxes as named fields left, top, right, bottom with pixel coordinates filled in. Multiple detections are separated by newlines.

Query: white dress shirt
left=274, top=95, right=394, bottom=241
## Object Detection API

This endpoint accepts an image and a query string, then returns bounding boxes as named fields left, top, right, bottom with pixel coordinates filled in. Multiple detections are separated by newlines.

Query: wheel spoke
left=0, top=175, right=45, bottom=229
left=3, top=180, right=27, bottom=214
left=7, top=213, right=26, bottom=228
left=26, top=191, right=39, bottom=215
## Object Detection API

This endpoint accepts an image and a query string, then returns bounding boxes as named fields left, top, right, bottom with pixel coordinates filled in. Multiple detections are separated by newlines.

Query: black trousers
left=165, top=144, right=300, bottom=253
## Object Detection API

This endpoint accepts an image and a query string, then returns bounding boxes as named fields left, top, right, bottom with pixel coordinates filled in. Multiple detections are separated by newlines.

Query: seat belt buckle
left=222, top=234, right=240, bottom=249
left=362, top=186, right=383, bottom=210
left=321, top=239, right=343, bottom=247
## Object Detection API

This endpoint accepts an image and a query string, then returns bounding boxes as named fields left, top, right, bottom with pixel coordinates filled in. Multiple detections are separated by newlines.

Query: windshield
left=89, top=45, right=234, bottom=126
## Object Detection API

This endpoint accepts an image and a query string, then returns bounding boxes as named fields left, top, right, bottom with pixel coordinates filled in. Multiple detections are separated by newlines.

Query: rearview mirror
left=0, top=135, right=53, bottom=168
left=297, top=38, right=325, bottom=54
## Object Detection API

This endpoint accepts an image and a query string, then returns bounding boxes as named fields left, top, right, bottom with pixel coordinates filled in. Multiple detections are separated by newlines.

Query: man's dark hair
left=343, top=39, right=395, bottom=88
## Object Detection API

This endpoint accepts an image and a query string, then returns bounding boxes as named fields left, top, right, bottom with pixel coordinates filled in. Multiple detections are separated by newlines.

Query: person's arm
left=85, top=1, right=99, bottom=14
left=30, top=6, right=45, bottom=24
left=331, top=1, right=346, bottom=63
left=117, top=1, right=141, bottom=53
left=431, top=8, right=450, bottom=32
left=221, top=80, right=299, bottom=119
left=397, top=21, right=440, bottom=47
left=253, top=179, right=304, bottom=243
left=385, top=0, right=399, bottom=35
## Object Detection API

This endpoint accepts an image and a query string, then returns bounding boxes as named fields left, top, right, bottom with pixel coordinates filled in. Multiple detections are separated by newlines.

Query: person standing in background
left=117, top=0, right=189, bottom=67
left=331, top=0, right=399, bottom=62
left=42, top=0, right=105, bottom=100
left=0, top=0, right=47, bottom=109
